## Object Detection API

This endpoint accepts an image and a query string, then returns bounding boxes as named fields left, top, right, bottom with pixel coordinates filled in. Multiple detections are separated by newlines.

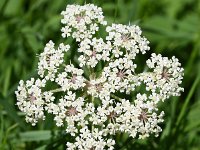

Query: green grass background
left=0, top=0, right=200, bottom=149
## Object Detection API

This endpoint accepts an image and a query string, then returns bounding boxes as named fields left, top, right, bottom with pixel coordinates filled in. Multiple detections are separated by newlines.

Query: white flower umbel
left=78, top=38, right=112, bottom=68
left=15, top=78, right=46, bottom=126
left=55, top=64, right=86, bottom=91
left=61, top=4, right=107, bottom=41
left=102, top=57, right=137, bottom=94
left=16, top=4, right=184, bottom=150
left=106, top=24, right=150, bottom=58
left=38, top=40, right=70, bottom=81
left=139, top=53, right=184, bottom=101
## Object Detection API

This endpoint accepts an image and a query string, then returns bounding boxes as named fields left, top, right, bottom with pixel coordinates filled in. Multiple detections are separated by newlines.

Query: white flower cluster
left=15, top=4, right=184, bottom=150
left=106, top=24, right=150, bottom=57
left=38, top=41, right=70, bottom=81
left=61, top=4, right=107, bottom=41
left=15, top=78, right=46, bottom=126
left=78, top=38, right=112, bottom=68
left=139, top=53, right=184, bottom=101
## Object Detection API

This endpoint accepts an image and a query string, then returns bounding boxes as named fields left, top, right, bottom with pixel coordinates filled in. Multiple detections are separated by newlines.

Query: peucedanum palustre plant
left=15, top=4, right=184, bottom=150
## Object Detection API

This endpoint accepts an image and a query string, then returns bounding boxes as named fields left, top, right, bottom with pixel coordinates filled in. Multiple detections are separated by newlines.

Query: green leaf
left=185, top=102, right=200, bottom=131
left=0, top=94, right=25, bottom=129
left=29, top=0, right=48, bottom=12
left=0, top=111, right=4, bottom=145
left=161, top=119, right=171, bottom=140
left=0, top=25, right=10, bottom=59
left=21, top=26, right=43, bottom=52
left=35, top=145, right=46, bottom=150
left=0, top=0, right=6, bottom=10
left=102, top=3, right=116, bottom=11
left=176, top=76, right=200, bottom=126
left=19, top=130, right=52, bottom=142
left=178, top=14, right=200, bottom=33
left=43, top=15, right=61, bottom=32
left=2, top=66, right=11, bottom=96
left=3, top=0, right=23, bottom=16
left=142, top=16, right=193, bottom=40
left=48, top=0, right=65, bottom=13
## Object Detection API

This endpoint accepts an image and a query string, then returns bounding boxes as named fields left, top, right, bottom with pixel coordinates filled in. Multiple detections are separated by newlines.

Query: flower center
left=46, top=53, right=53, bottom=64
left=95, top=83, right=103, bottom=92
left=117, top=70, right=126, bottom=80
left=70, top=74, right=77, bottom=84
left=91, top=50, right=96, bottom=57
left=121, top=34, right=130, bottom=42
left=66, top=107, right=78, bottom=116
left=161, top=67, right=171, bottom=81
left=76, top=15, right=83, bottom=23
left=28, top=93, right=36, bottom=103
left=138, top=109, right=148, bottom=125
left=107, top=111, right=117, bottom=120
left=90, top=147, right=96, bottom=150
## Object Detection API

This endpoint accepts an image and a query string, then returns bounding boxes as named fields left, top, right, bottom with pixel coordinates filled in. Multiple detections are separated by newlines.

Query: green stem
left=49, top=88, right=63, bottom=93
left=97, top=53, right=115, bottom=76
left=91, top=96, right=94, bottom=132
left=114, top=0, right=119, bottom=23
left=3, top=123, right=18, bottom=146
left=111, top=94, right=122, bottom=102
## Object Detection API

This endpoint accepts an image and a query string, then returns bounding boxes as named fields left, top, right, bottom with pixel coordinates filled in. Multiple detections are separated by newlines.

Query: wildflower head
left=15, top=4, right=184, bottom=149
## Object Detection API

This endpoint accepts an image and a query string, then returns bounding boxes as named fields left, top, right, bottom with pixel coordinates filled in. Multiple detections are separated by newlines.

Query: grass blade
left=176, top=75, right=200, bottom=126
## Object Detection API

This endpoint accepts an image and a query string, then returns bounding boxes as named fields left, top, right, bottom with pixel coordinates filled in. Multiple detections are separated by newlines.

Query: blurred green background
left=0, top=0, right=200, bottom=149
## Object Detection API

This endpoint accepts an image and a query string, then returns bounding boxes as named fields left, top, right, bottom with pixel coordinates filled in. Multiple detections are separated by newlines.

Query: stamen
left=90, top=147, right=95, bottom=150
left=70, top=74, right=77, bottom=84
left=117, top=69, right=126, bottom=80
left=107, top=111, right=117, bottom=120
left=46, top=53, right=53, bottom=64
left=121, top=34, right=130, bottom=42
left=29, top=93, right=36, bottom=103
left=138, top=109, right=148, bottom=125
left=66, top=107, right=78, bottom=116
left=91, top=51, right=96, bottom=57
left=95, top=83, right=103, bottom=92
left=76, top=15, right=83, bottom=23
left=161, top=67, right=171, bottom=81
